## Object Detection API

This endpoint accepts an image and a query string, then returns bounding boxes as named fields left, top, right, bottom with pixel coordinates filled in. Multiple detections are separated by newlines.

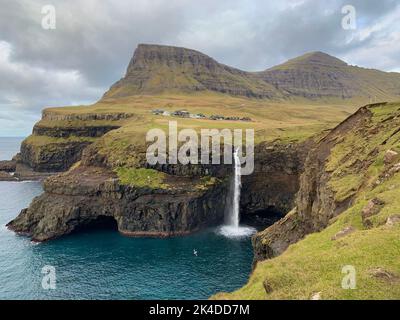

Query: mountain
left=103, top=44, right=400, bottom=101
left=259, top=51, right=400, bottom=100
left=103, top=44, right=283, bottom=99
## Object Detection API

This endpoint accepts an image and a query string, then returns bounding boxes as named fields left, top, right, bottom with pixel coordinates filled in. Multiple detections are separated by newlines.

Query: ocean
left=0, top=137, right=254, bottom=300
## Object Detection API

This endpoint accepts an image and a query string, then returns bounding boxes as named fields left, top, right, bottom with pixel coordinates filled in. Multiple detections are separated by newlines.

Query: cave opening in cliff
left=241, top=206, right=285, bottom=229
left=72, top=215, right=119, bottom=234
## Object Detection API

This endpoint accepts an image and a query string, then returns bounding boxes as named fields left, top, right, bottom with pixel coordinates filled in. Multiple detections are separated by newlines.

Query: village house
left=172, top=110, right=190, bottom=118
left=190, top=113, right=206, bottom=119
left=151, top=109, right=164, bottom=115
left=240, top=117, right=252, bottom=122
left=210, top=115, right=226, bottom=120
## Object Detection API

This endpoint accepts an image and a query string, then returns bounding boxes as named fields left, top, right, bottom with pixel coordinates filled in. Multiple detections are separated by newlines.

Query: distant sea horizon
left=0, top=137, right=25, bottom=160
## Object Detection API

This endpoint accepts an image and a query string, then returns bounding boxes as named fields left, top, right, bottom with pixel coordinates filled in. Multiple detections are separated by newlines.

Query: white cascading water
left=218, top=148, right=256, bottom=238
left=230, top=148, right=241, bottom=227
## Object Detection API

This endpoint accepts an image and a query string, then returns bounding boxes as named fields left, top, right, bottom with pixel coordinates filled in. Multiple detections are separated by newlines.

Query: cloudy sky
left=0, top=0, right=399, bottom=136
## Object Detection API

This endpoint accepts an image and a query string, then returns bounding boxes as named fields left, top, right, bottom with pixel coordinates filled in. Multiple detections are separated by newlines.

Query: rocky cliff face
left=252, top=102, right=399, bottom=264
left=20, top=138, right=93, bottom=172
left=7, top=165, right=229, bottom=241
left=241, top=141, right=311, bottom=218
left=16, top=110, right=132, bottom=174
left=32, top=123, right=121, bottom=138
left=8, top=137, right=309, bottom=241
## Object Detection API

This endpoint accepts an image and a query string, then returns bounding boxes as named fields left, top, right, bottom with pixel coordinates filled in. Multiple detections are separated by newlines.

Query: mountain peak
left=133, top=43, right=202, bottom=58
left=298, top=51, right=347, bottom=65
left=270, top=51, right=348, bottom=70
left=135, top=43, right=199, bottom=53
left=126, top=44, right=215, bottom=71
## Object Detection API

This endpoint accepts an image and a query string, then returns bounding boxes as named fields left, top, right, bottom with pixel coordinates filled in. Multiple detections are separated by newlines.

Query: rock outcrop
left=361, top=198, right=384, bottom=228
left=241, top=141, right=311, bottom=219
left=7, top=165, right=229, bottom=241
left=384, top=149, right=399, bottom=165
left=331, top=226, right=355, bottom=240
left=0, top=171, right=17, bottom=181
left=252, top=105, right=374, bottom=263
left=20, top=138, right=93, bottom=172
left=0, top=160, right=16, bottom=172
left=252, top=102, right=400, bottom=265
left=32, top=123, right=121, bottom=138
left=386, top=215, right=400, bottom=227
left=17, top=110, right=133, bottom=173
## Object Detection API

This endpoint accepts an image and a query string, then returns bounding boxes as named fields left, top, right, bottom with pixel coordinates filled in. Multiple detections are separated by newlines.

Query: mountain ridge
left=103, top=44, right=400, bottom=102
left=104, top=44, right=283, bottom=99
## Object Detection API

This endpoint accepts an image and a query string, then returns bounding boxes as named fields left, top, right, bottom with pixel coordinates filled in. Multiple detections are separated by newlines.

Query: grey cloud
left=186, top=0, right=400, bottom=70
left=0, top=0, right=189, bottom=87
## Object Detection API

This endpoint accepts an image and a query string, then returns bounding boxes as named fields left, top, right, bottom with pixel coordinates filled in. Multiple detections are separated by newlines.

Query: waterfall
left=230, top=148, right=241, bottom=228
left=218, top=147, right=256, bottom=238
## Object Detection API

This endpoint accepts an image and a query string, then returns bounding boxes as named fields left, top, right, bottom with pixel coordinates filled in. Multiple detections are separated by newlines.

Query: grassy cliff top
left=41, top=93, right=358, bottom=142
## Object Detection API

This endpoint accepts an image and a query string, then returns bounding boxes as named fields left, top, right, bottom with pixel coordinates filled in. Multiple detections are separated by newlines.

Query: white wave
left=216, top=225, right=256, bottom=238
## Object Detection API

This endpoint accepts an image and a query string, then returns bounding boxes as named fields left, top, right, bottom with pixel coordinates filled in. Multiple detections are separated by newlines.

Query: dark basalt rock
left=17, top=110, right=133, bottom=173
left=41, top=111, right=134, bottom=121
left=0, top=160, right=16, bottom=172
left=20, top=139, right=92, bottom=172
left=0, top=171, right=17, bottom=181
left=241, top=142, right=310, bottom=217
left=33, top=124, right=121, bottom=138
left=7, top=138, right=310, bottom=242
left=7, top=166, right=229, bottom=241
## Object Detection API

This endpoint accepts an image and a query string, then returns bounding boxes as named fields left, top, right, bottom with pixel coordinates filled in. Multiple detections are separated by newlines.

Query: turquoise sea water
left=0, top=138, right=254, bottom=300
